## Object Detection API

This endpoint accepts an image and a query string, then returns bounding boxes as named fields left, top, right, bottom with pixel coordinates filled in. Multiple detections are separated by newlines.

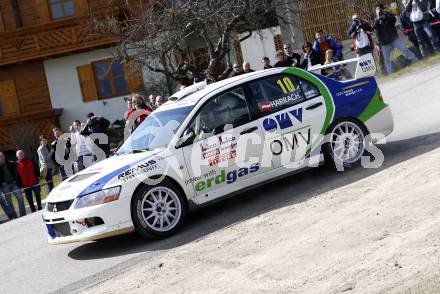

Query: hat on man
left=87, top=112, right=95, bottom=118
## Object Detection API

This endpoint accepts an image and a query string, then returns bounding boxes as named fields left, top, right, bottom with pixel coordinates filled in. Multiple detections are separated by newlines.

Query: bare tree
left=94, top=0, right=282, bottom=92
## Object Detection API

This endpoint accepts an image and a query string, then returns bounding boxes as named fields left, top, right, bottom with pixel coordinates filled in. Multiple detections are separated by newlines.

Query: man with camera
left=374, top=3, right=419, bottom=74
left=80, top=113, right=111, bottom=162
left=348, top=14, right=375, bottom=57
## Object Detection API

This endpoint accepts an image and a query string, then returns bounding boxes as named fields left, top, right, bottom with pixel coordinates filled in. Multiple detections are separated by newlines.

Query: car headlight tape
left=75, top=186, right=121, bottom=209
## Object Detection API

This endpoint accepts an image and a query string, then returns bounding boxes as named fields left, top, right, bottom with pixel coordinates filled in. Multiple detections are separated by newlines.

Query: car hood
left=46, top=151, right=160, bottom=203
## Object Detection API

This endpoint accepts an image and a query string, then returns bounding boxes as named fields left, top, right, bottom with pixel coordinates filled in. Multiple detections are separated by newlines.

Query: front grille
left=47, top=200, right=74, bottom=212
left=52, top=222, right=72, bottom=237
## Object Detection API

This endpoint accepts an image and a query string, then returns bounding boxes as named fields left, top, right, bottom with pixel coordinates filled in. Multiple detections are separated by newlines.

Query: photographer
left=80, top=113, right=110, bottom=161
left=374, top=4, right=419, bottom=74
left=348, top=14, right=375, bottom=57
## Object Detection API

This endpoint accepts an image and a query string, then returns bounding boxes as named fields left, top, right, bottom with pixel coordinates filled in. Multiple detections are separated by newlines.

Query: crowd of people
left=0, top=94, right=167, bottom=221
left=199, top=2, right=440, bottom=83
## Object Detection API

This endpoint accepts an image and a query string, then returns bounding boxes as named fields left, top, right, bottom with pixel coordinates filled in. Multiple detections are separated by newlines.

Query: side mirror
left=176, top=128, right=196, bottom=149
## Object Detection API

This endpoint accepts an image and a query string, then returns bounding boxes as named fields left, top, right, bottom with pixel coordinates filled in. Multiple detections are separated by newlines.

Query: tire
left=131, top=179, right=187, bottom=239
left=323, top=119, right=368, bottom=169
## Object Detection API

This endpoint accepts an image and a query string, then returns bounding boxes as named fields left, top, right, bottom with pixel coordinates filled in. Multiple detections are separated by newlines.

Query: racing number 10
left=277, top=77, right=296, bottom=94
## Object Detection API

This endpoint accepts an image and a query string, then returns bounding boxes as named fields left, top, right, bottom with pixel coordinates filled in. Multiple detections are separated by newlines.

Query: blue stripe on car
left=78, top=155, right=156, bottom=197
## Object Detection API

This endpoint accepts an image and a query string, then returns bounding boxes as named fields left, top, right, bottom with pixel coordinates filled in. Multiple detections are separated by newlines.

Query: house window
left=93, top=60, right=129, bottom=98
left=49, top=0, right=75, bottom=20
left=77, top=59, right=144, bottom=102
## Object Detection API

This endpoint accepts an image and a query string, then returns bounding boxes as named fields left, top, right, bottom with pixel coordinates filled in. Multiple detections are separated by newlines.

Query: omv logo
left=360, top=60, right=374, bottom=72
left=263, top=108, right=303, bottom=132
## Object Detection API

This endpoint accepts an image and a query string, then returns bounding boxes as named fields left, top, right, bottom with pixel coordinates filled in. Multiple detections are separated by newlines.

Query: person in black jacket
left=374, top=4, right=419, bottom=74
left=348, top=14, right=375, bottom=56
left=300, top=42, right=319, bottom=69
left=283, top=43, right=301, bottom=67
left=81, top=112, right=111, bottom=162
left=0, top=152, right=26, bottom=219
left=51, top=127, right=72, bottom=180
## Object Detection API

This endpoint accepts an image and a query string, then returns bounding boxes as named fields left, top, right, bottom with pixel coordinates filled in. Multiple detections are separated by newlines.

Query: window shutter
left=35, top=0, right=50, bottom=22
left=0, top=11, right=4, bottom=32
left=124, top=63, right=144, bottom=92
left=0, top=80, right=20, bottom=116
left=77, top=64, right=99, bottom=102
left=74, top=0, right=89, bottom=16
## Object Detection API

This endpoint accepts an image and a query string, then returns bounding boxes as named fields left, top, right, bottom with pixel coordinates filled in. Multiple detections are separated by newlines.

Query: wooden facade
left=0, top=0, right=119, bottom=153
left=298, top=0, right=400, bottom=42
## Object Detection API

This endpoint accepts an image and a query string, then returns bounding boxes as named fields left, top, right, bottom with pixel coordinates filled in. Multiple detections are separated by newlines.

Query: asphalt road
left=1, top=64, right=440, bottom=294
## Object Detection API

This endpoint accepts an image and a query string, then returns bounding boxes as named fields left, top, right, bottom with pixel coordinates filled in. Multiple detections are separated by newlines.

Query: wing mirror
left=176, top=128, right=196, bottom=148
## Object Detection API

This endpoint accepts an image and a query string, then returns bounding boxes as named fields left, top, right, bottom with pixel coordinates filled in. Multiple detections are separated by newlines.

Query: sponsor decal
left=117, top=159, right=159, bottom=182
left=262, top=107, right=303, bottom=133
left=200, top=135, right=237, bottom=164
left=259, top=93, right=302, bottom=112
left=195, top=163, right=260, bottom=192
left=335, top=88, right=363, bottom=97
left=208, top=150, right=236, bottom=166
left=269, top=127, right=311, bottom=156
left=185, top=170, right=217, bottom=186
left=359, top=60, right=374, bottom=72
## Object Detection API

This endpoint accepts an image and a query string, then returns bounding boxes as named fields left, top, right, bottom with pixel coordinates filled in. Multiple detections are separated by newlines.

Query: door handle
left=240, top=126, right=258, bottom=135
left=306, top=102, right=323, bottom=110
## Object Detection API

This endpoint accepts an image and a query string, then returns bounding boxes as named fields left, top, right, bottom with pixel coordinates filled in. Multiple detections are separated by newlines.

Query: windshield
left=116, top=106, right=194, bottom=155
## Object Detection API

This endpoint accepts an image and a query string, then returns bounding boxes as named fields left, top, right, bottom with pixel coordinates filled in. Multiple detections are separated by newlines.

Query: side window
left=248, top=75, right=305, bottom=115
left=297, top=78, right=321, bottom=99
left=187, top=87, right=251, bottom=141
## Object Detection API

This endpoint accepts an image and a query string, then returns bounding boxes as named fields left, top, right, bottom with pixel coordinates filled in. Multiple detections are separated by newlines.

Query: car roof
left=160, top=68, right=281, bottom=112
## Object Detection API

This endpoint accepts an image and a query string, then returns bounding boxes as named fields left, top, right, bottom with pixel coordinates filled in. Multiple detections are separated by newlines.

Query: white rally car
left=43, top=54, right=393, bottom=244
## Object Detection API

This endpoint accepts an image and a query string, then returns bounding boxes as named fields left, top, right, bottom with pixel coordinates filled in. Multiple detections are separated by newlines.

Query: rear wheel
left=131, top=179, right=187, bottom=239
left=324, top=120, right=367, bottom=168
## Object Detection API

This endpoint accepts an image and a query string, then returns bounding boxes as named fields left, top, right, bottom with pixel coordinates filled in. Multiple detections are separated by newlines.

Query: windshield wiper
left=131, top=148, right=150, bottom=154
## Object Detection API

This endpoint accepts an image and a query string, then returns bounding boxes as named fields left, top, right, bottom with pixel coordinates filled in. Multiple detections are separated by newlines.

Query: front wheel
left=324, top=120, right=368, bottom=169
left=131, top=179, right=187, bottom=239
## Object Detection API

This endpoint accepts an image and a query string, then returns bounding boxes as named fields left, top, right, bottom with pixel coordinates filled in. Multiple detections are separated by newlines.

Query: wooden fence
left=298, top=0, right=401, bottom=42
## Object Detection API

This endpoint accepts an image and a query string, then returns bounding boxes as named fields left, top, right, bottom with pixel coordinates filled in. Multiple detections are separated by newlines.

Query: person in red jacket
left=16, top=150, right=41, bottom=212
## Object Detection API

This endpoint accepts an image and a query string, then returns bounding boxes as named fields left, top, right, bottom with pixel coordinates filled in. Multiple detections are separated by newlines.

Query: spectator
left=400, top=9, right=424, bottom=58
left=124, top=99, right=134, bottom=121
left=324, top=49, right=343, bottom=80
left=261, top=57, right=272, bottom=69
left=274, top=50, right=291, bottom=67
left=231, top=63, right=244, bottom=77
left=51, top=127, right=72, bottom=180
left=80, top=113, right=111, bottom=161
left=300, top=42, right=319, bottom=69
left=132, top=94, right=152, bottom=130
left=242, top=61, right=255, bottom=73
left=283, top=43, right=301, bottom=67
left=155, top=95, right=165, bottom=107
left=205, top=72, right=216, bottom=84
left=0, top=152, right=26, bottom=219
left=374, top=4, right=419, bottom=74
left=403, top=0, right=440, bottom=57
left=312, top=30, right=343, bottom=64
left=71, top=120, right=92, bottom=172
left=16, top=150, right=41, bottom=212
left=37, top=135, right=55, bottom=192
left=348, top=14, right=375, bottom=56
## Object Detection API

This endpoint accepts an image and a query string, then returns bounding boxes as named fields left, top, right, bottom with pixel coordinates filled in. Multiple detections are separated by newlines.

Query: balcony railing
left=0, top=9, right=119, bottom=66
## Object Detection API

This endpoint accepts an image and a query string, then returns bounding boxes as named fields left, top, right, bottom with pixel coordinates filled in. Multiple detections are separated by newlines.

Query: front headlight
left=75, top=186, right=121, bottom=209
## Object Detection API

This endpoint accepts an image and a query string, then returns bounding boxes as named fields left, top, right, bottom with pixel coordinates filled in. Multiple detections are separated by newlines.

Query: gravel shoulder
left=80, top=149, right=440, bottom=293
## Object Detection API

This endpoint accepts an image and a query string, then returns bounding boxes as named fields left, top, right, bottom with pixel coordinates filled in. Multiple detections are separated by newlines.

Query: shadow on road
left=68, top=132, right=440, bottom=261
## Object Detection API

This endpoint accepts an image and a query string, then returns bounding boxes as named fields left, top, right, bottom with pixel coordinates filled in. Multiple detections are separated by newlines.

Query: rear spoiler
left=308, top=53, right=376, bottom=80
